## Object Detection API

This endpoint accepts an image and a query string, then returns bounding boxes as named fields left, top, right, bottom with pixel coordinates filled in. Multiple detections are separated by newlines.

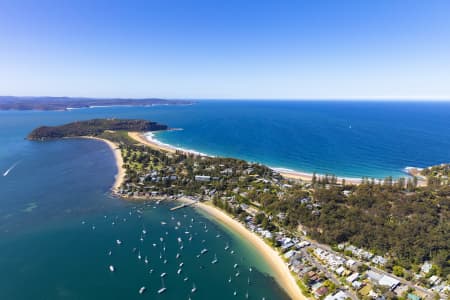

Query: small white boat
left=176, top=253, right=180, bottom=259
left=211, top=254, right=218, bottom=264
left=137, top=251, right=142, bottom=260
left=116, top=239, right=122, bottom=245
left=230, top=250, right=235, bottom=254
left=235, top=271, right=240, bottom=277
left=233, top=263, right=238, bottom=269
left=177, top=237, right=182, bottom=243
left=138, top=286, right=146, bottom=294
left=158, top=278, right=167, bottom=294
left=228, top=276, right=232, bottom=283
left=200, top=248, right=208, bottom=255
left=184, top=277, right=189, bottom=282
left=225, top=243, right=230, bottom=250
left=144, top=256, right=149, bottom=264
left=161, top=272, right=167, bottom=278
left=177, top=268, right=182, bottom=275
left=109, top=265, right=115, bottom=272
left=160, top=221, right=166, bottom=225
left=107, top=250, right=112, bottom=256
left=191, top=283, right=197, bottom=293
left=163, top=259, right=167, bottom=264
left=233, top=291, right=237, bottom=296
left=179, top=262, right=184, bottom=267
left=142, top=229, right=147, bottom=235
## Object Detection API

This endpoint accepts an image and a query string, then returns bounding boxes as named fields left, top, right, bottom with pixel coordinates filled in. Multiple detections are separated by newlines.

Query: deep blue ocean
left=0, top=100, right=449, bottom=299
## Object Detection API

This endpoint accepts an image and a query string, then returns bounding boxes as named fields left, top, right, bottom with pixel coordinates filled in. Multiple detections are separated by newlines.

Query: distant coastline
left=0, top=96, right=195, bottom=111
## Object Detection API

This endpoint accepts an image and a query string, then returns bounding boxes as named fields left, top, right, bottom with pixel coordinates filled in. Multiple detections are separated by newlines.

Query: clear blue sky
left=0, top=0, right=449, bottom=100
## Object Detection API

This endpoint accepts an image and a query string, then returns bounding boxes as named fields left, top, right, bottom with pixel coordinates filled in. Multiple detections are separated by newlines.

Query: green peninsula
left=28, top=119, right=168, bottom=141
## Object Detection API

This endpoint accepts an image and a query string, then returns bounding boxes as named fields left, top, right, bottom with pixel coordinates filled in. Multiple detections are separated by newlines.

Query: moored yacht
left=138, top=286, right=146, bottom=294
left=211, top=254, right=218, bottom=264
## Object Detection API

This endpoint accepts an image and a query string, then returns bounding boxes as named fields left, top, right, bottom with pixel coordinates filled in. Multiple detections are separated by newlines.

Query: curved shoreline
left=133, top=131, right=364, bottom=184
left=137, top=131, right=429, bottom=185
left=78, top=136, right=125, bottom=193
left=196, top=202, right=306, bottom=300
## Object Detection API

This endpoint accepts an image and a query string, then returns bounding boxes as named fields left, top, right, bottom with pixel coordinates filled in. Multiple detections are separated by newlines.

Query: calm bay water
left=0, top=100, right=449, bottom=299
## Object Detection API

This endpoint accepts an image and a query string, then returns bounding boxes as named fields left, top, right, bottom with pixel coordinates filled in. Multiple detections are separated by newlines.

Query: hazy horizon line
left=1, top=95, right=450, bottom=102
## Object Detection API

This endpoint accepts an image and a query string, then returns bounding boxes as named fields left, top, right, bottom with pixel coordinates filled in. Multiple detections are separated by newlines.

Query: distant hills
left=0, top=96, right=194, bottom=111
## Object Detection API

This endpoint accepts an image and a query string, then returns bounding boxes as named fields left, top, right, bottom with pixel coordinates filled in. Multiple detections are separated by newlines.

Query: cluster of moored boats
left=82, top=202, right=259, bottom=298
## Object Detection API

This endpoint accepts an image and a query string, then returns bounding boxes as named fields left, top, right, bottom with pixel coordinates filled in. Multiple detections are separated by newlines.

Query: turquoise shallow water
left=1, top=100, right=449, bottom=299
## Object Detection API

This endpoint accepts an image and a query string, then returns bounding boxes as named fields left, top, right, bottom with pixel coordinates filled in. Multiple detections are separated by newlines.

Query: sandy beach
left=274, top=167, right=363, bottom=185
left=128, top=131, right=177, bottom=154
left=129, top=132, right=418, bottom=187
left=80, top=136, right=126, bottom=193
left=130, top=131, right=363, bottom=185
left=196, top=202, right=307, bottom=300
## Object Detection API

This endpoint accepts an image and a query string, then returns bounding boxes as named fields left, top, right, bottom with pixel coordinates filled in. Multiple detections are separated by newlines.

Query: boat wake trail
left=3, top=160, right=21, bottom=177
